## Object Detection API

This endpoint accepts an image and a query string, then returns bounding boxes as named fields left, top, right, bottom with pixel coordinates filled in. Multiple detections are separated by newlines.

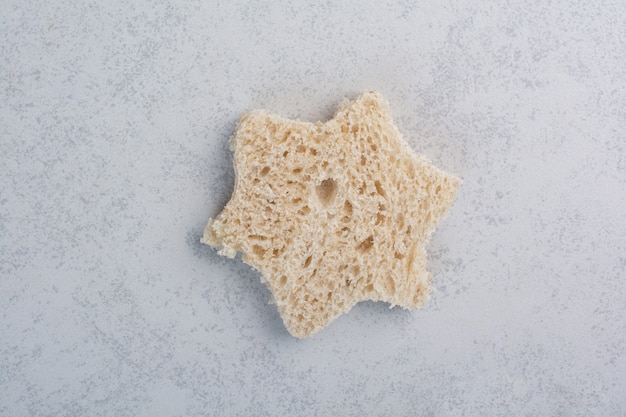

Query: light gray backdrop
left=1, top=0, right=625, bottom=416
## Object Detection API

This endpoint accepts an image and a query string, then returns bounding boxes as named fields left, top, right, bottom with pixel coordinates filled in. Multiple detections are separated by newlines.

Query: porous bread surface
left=203, top=91, right=460, bottom=338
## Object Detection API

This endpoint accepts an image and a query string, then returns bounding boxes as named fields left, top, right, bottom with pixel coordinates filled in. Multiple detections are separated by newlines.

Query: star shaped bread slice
left=202, top=91, right=460, bottom=338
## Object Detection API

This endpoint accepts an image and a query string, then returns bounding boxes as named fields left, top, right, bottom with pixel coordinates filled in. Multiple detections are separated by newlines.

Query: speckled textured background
left=1, top=0, right=625, bottom=416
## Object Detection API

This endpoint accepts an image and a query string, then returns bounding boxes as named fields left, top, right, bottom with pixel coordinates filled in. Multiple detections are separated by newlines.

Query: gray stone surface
left=1, top=0, right=625, bottom=416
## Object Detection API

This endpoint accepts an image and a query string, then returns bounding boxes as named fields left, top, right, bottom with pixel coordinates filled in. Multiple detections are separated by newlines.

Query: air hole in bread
left=316, top=178, right=338, bottom=207
left=298, top=206, right=311, bottom=216
left=293, top=167, right=303, bottom=174
left=375, top=213, right=385, bottom=225
left=304, top=255, right=312, bottom=268
left=343, top=200, right=353, bottom=215
left=283, top=150, right=289, bottom=157
left=374, top=180, right=386, bottom=197
left=357, top=235, right=374, bottom=252
left=296, top=145, right=306, bottom=153
left=252, top=245, right=265, bottom=258
left=351, top=265, right=360, bottom=276
left=394, top=252, right=405, bottom=260
left=435, top=185, right=441, bottom=194
left=310, top=148, right=317, bottom=155
left=396, top=213, right=404, bottom=228
left=260, top=166, right=270, bottom=176
left=279, top=275, right=287, bottom=286
left=360, top=155, right=367, bottom=166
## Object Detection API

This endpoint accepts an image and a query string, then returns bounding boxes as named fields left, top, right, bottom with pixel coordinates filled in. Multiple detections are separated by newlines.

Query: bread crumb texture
left=202, top=91, right=460, bottom=338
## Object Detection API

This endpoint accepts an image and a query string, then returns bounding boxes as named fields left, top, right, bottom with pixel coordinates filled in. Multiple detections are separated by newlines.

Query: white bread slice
left=202, top=91, right=460, bottom=338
